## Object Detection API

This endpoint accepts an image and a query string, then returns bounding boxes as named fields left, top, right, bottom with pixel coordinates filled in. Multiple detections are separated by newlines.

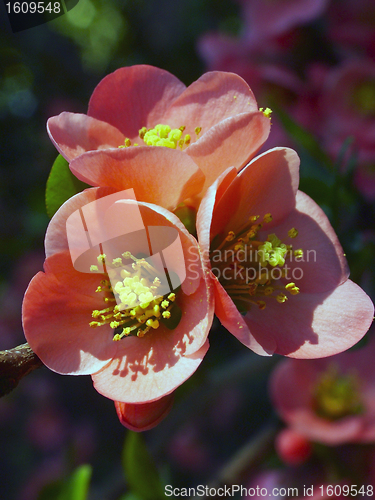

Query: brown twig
left=0, top=343, right=43, bottom=397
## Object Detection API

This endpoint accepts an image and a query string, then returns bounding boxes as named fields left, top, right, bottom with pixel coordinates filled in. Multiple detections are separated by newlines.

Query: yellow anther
left=285, top=283, right=300, bottom=295
left=263, top=213, right=272, bottom=223
left=110, top=321, right=120, bottom=329
left=112, top=258, right=122, bottom=267
left=97, top=254, right=106, bottom=263
left=168, top=293, right=176, bottom=302
left=90, top=265, right=99, bottom=272
left=264, top=286, right=274, bottom=296
left=179, top=126, right=186, bottom=132
left=161, top=300, right=169, bottom=309
left=259, top=107, right=272, bottom=118
left=146, top=319, right=159, bottom=329
left=139, top=126, right=147, bottom=139
left=226, top=231, right=236, bottom=242
left=276, top=293, right=288, bottom=303
left=288, top=228, right=298, bottom=238
left=162, top=311, right=171, bottom=319
left=257, top=301, right=266, bottom=310
left=294, top=249, right=304, bottom=259
left=184, top=134, right=191, bottom=145
left=195, top=126, right=201, bottom=136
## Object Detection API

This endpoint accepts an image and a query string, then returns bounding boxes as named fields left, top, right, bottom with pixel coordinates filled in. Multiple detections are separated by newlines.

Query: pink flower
left=321, top=60, right=375, bottom=149
left=22, top=188, right=214, bottom=423
left=197, top=147, right=374, bottom=358
left=239, top=0, right=329, bottom=43
left=270, top=336, right=375, bottom=445
left=47, top=65, right=270, bottom=204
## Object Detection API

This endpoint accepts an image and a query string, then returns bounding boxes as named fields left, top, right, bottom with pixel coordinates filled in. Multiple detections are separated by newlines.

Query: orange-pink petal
left=22, top=251, right=118, bottom=375
left=47, top=112, right=125, bottom=162
left=187, top=111, right=271, bottom=196
left=92, top=340, right=209, bottom=404
left=69, top=147, right=205, bottom=211
left=88, top=65, right=186, bottom=138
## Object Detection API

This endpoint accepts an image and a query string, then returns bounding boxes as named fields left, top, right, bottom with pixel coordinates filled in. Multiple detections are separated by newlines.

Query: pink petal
left=92, top=340, right=209, bottom=403
left=209, top=148, right=300, bottom=239
left=196, top=166, right=238, bottom=260
left=244, top=0, right=329, bottom=40
left=88, top=65, right=186, bottom=138
left=22, top=251, right=118, bottom=375
left=163, top=71, right=259, bottom=132
left=47, top=113, right=125, bottom=163
left=244, top=279, right=374, bottom=359
left=213, top=275, right=276, bottom=356
left=260, top=190, right=349, bottom=293
left=45, top=187, right=121, bottom=258
left=69, top=147, right=205, bottom=211
left=114, top=392, right=174, bottom=431
left=187, top=112, right=271, bottom=195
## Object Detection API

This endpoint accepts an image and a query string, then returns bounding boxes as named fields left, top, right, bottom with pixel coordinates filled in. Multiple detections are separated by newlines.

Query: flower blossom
left=270, top=335, right=375, bottom=445
left=47, top=65, right=270, bottom=208
left=22, top=188, right=214, bottom=430
left=196, top=147, right=374, bottom=358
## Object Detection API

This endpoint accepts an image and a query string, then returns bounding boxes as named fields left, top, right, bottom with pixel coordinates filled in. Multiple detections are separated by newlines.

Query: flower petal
left=213, top=275, right=277, bottom=356
left=47, top=112, right=125, bottom=162
left=163, top=71, right=259, bottom=132
left=92, top=340, right=209, bottom=403
left=45, top=187, right=120, bottom=258
left=69, top=147, right=205, bottom=211
left=22, top=251, right=118, bottom=375
left=114, top=392, right=174, bottom=431
left=88, top=65, right=186, bottom=138
left=209, top=148, right=300, bottom=238
left=187, top=112, right=271, bottom=195
left=260, top=190, right=349, bottom=293
left=244, top=279, right=374, bottom=358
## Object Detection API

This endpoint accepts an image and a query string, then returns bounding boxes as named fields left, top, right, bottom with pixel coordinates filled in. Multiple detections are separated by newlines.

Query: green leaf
left=45, top=154, right=90, bottom=218
left=122, top=431, right=165, bottom=500
left=38, top=464, right=92, bottom=500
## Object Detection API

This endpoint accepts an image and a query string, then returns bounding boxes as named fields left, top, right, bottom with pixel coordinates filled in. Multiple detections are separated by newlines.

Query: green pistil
left=313, top=365, right=364, bottom=421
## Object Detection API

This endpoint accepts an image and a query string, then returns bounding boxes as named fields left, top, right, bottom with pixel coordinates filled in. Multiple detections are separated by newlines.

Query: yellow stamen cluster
left=119, top=123, right=202, bottom=150
left=259, top=107, right=272, bottom=119
left=313, top=365, right=364, bottom=421
left=89, top=253, right=178, bottom=340
left=211, top=212, right=302, bottom=312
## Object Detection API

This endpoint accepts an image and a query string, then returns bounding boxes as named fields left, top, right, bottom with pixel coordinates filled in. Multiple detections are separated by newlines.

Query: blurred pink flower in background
left=238, top=0, right=329, bottom=43
left=275, top=428, right=312, bottom=466
left=197, top=147, right=374, bottom=358
left=270, top=336, right=375, bottom=445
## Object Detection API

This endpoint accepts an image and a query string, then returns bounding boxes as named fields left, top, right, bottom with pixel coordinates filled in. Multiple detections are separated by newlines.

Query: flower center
left=119, top=124, right=202, bottom=150
left=312, top=364, right=364, bottom=421
left=352, top=80, right=375, bottom=117
left=210, top=213, right=302, bottom=312
left=89, top=252, right=181, bottom=340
